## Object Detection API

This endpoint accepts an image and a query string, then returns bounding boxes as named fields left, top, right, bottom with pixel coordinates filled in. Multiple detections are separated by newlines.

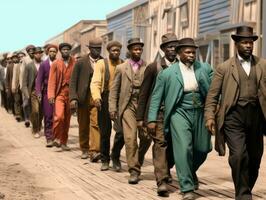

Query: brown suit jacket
left=109, top=59, right=147, bottom=122
left=204, top=55, right=266, bottom=156
left=69, top=55, right=95, bottom=106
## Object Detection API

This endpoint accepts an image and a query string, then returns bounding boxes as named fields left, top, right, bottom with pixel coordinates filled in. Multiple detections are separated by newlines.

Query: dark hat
left=59, top=43, right=72, bottom=51
left=175, top=38, right=198, bottom=50
left=231, top=26, right=258, bottom=41
left=87, top=38, right=102, bottom=48
left=11, top=51, right=19, bottom=57
left=26, top=45, right=35, bottom=52
left=160, top=33, right=179, bottom=49
left=34, top=47, right=44, bottom=54
left=127, top=38, right=144, bottom=49
left=17, top=51, right=26, bottom=57
left=106, top=40, right=122, bottom=51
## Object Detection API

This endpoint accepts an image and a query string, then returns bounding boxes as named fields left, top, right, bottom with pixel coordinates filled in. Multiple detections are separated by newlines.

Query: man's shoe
left=25, top=120, right=30, bottom=128
left=112, top=159, right=122, bottom=172
left=15, top=116, right=21, bottom=122
left=182, top=191, right=195, bottom=200
left=128, top=172, right=139, bottom=184
left=53, top=140, right=61, bottom=148
left=157, top=182, right=168, bottom=197
left=46, top=140, right=53, bottom=148
left=100, top=162, right=109, bottom=171
left=90, top=152, right=101, bottom=162
left=34, top=132, right=41, bottom=138
left=61, top=144, right=71, bottom=151
left=166, top=174, right=173, bottom=184
left=81, top=151, right=89, bottom=159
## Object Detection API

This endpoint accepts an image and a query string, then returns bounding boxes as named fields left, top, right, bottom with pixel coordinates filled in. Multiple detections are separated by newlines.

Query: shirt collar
left=237, top=53, right=251, bottom=63
left=164, top=57, right=178, bottom=67
left=129, top=59, right=143, bottom=67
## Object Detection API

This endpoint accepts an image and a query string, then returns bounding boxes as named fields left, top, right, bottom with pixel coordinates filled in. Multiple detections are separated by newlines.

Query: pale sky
left=0, top=0, right=133, bottom=52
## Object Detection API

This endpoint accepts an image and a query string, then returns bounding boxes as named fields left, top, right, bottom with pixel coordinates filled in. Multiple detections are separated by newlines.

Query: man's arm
left=136, top=63, right=156, bottom=121
left=90, top=60, right=104, bottom=101
left=108, top=65, right=122, bottom=119
left=21, top=64, right=30, bottom=99
left=47, top=61, right=57, bottom=102
left=35, top=62, right=45, bottom=97
left=69, top=61, right=80, bottom=102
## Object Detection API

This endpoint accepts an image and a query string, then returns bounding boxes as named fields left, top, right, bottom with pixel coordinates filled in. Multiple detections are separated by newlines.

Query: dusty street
left=0, top=108, right=265, bottom=200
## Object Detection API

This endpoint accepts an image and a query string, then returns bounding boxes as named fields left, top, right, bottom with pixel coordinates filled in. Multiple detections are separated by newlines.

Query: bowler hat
left=160, top=33, right=179, bottom=49
left=87, top=38, right=102, bottom=48
left=175, top=38, right=198, bottom=50
left=127, top=38, right=144, bottom=49
left=34, top=47, right=44, bottom=54
left=231, top=26, right=258, bottom=41
left=59, top=43, right=72, bottom=51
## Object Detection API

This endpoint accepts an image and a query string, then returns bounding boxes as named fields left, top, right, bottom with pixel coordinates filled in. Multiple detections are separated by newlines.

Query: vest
left=237, top=62, right=258, bottom=106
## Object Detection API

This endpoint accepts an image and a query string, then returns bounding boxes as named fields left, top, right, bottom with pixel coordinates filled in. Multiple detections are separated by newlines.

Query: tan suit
left=109, top=59, right=151, bottom=174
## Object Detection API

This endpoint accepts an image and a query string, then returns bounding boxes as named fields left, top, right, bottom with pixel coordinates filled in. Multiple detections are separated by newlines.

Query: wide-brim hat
left=87, top=38, right=102, bottom=48
left=231, top=26, right=258, bottom=41
left=160, top=33, right=179, bottom=49
left=59, top=43, right=72, bottom=51
left=127, top=38, right=144, bottom=49
left=175, top=37, right=198, bottom=50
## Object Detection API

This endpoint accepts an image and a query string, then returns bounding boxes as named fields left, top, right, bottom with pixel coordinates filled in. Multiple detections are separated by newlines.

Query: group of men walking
left=0, top=25, right=265, bottom=200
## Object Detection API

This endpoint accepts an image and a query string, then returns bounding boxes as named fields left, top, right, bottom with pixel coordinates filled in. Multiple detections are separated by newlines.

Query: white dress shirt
left=237, top=54, right=251, bottom=76
left=179, top=61, right=199, bottom=92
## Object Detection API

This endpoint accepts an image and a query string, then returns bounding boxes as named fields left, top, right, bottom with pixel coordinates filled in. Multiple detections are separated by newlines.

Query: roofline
left=80, top=23, right=107, bottom=34
left=106, top=0, right=148, bottom=19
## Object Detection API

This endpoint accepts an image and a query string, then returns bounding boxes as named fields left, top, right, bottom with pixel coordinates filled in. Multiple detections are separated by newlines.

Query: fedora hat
left=160, top=33, right=179, bottom=49
left=175, top=38, right=198, bottom=50
left=59, top=43, right=72, bottom=51
left=231, top=26, right=258, bottom=41
left=34, top=47, right=44, bottom=54
left=87, top=38, right=102, bottom=48
left=127, top=38, right=144, bottom=49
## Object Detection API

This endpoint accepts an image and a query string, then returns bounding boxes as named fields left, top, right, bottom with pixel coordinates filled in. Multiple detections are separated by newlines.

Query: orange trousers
left=53, top=88, right=71, bottom=145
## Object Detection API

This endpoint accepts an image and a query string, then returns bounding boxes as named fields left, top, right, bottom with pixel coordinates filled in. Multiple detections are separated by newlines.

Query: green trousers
left=169, top=107, right=211, bottom=192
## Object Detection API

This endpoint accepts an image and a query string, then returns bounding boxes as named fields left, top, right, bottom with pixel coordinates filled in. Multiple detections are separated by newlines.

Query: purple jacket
left=35, top=58, right=51, bottom=96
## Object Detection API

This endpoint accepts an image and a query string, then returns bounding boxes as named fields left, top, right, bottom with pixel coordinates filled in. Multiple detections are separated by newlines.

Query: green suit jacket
left=148, top=61, right=213, bottom=134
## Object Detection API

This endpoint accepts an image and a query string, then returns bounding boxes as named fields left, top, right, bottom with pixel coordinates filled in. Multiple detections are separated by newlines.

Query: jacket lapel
left=253, top=56, right=262, bottom=85
left=232, top=57, right=240, bottom=85
left=173, top=63, right=183, bottom=86
left=125, top=60, right=132, bottom=81
left=139, top=61, right=147, bottom=82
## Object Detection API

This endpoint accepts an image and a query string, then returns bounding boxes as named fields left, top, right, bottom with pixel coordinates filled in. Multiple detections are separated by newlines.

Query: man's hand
left=70, top=100, right=78, bottom=113
left=94, top=99, right=101, bottom=110
left=37, top=94, right=42, bottom=102
left=205, top=119, right=216, bottom=135
left=147, top=122, right=156, bottom=134
left=48, top=97, right=55, bottom=105
left=110, top=111, right=117, bottom=121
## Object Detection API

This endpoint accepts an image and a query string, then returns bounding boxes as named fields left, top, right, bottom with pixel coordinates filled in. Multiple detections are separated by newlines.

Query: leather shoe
left=157, top=182, right=168, bottom=196
left=53, top=140, right=61, bottom=148
left=182, top=191, right=195, bottom=200
left=61, top=144, right=71, bottom=151
left=128, top=172, right=139, bottom=184
left=112, top=159, right=122, bottom=172
left=90, top=152, right=101, bottom=162
left=81, top=151, right=89, bottom=159
left=25, top=120, right=30, bottom=128
left=46, top=140, right=53, bottom=148
left=101, top=162, right=109, bottom=171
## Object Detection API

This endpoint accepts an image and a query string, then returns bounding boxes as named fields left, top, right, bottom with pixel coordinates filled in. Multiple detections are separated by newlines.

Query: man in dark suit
left=205, top=26, right=266, bottom=200
left=69, top=38, right=102, bottom=162
left=136, top=33, right=178, bottom=196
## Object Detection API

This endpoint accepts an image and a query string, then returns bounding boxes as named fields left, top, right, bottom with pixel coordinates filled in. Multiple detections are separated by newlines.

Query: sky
left=0, top=0, right=133, bottom=53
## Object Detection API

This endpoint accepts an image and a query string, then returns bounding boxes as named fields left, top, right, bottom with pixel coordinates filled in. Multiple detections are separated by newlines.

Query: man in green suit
left=147, top=38, right=213, bottom=200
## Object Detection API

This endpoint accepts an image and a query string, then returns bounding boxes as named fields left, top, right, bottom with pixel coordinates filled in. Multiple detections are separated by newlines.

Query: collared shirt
left=34, top=61, right=41, bottom=71
left=129, top=59, right=143, bottom=72
left=89, top=55, right=101, bottom=70
left=165, top=58, right=178, bottom=67
left=237, top=53, right=251, bottom=76
left=49, top=58, right=53, bottom=66
left=179, top=61, right=199, bottom=92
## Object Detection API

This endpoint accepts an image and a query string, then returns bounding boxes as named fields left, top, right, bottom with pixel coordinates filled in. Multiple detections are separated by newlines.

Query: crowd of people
left=0, top=25, right=265, bottom=200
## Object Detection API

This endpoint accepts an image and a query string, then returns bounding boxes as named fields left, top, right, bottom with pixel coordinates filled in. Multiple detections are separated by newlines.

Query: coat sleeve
left=90, top=60, right=104, bottom=101
left=204, top=64, right=225, bottom=121
left=21, top=64, right=30, bottom=99
left=5, top=66, right=11, bottom=92
left=47, top=61, right=57, bottom=100
left=136, top=63, right=156, bottom=121
left=35, top=62, right=44, bottom=96
left=69, top=61, right=80, bottom=102
left=147, top=70, right=166, bottom=123
left=108, top=64, right=122, bottom=113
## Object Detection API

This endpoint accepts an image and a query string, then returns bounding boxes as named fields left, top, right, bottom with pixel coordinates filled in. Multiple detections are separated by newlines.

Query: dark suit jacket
left=136, top=58, right=170, bottom=122
left=204, top=55, right=266, bottom=156
left=69, top=55, right=96, bottom=106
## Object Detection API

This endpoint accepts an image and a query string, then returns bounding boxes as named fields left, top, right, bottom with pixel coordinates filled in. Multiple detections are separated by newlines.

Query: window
left=167, top=11, right=176, bottom=32
left=179, top=0, right=189, bottom=28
